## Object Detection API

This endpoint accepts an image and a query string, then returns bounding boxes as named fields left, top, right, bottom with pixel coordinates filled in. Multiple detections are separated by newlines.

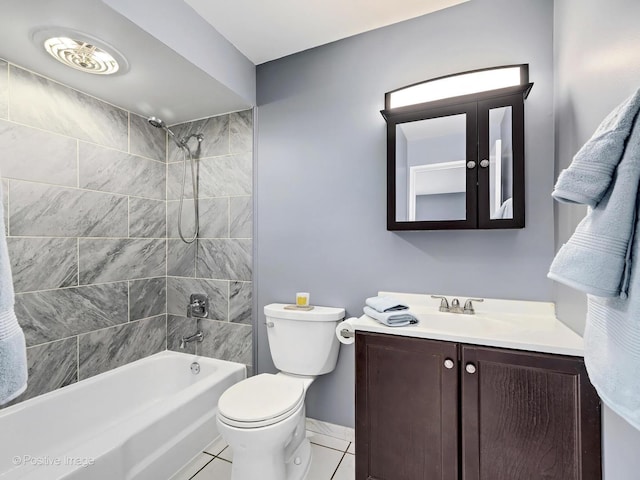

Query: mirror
left=395, top=114, right=467, bottom=222
left=489, top=106, right=514, bottom=220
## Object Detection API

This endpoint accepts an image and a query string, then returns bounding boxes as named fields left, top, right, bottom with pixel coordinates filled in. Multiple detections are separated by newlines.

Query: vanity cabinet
left=355, top=332, right=601, bottom=480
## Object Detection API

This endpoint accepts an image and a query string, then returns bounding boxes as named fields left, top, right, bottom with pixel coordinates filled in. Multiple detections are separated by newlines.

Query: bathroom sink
left=412, top=311, right=510, bottom=336
left=346, top=291, right=584, bottom=356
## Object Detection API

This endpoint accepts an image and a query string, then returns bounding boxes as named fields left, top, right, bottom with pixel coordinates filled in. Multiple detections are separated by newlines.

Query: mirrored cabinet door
left=388, top=103, right=478, bottom=230
left=478, top=94, right=525, bottom=228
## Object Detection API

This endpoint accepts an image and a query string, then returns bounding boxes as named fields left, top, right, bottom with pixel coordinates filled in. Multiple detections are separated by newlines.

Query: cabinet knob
left=466, top=161, right=477, bottom=169
left=465, top=363, right=477, bottom=374
left=444, top=358, right=455, bottom=369
left=480, top=159, right=490, bottom=168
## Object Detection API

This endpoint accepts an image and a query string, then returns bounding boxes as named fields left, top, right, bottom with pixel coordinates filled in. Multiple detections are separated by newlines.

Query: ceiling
left=0, top=0, right=250, bottom=124
left=185, top=0, right=470, bottom=65
left=0, top=0, right=469, bottom=124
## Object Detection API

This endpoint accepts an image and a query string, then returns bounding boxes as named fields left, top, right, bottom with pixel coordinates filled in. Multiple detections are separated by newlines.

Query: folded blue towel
left=549, top=88, right=640, bottom=430
left=0, top=183, right=27, bottom=406
left=363, top=306, right=418, bottom=327
left=365, top=295, right=409, bottom=313
left=549, top=88, right=640, bottom=298
left=552, top=88, right=640, bottom=207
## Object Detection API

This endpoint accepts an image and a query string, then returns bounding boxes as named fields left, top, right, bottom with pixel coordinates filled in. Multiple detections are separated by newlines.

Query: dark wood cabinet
left=381, top=65, right=532, bottom=231
left=355, top=332, right=602, bottom=480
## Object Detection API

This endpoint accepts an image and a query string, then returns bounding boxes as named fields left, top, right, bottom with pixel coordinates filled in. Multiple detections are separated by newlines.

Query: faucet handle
left=463, top=298, right=484, bottom=314
left=431, top=295, right=450, bottom=312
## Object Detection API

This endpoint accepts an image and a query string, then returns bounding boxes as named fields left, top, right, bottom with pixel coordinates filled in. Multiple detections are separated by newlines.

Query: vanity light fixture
left=386, top=64, right=530, bottom=110
left=33, top=28, right=128, bottom=76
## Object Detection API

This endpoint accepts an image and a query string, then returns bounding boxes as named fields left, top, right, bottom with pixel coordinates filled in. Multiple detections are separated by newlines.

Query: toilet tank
left=264, top=304, right=345, bottom=376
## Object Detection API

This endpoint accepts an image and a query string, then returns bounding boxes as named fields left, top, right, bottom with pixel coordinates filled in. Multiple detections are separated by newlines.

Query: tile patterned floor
left=170, top=429, right=355, bottom=480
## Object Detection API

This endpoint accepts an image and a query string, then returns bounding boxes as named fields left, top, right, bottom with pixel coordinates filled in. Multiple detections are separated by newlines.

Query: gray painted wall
left=256, top=0, right=555, bottom=427
left=103, top=0, right=256, bottom=106
left=553, top=0, right=640, bottom=477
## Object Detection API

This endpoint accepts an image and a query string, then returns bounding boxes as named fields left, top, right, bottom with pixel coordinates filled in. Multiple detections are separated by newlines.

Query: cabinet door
left=356, top=332, right=459, bottom=480
left=477, top=94, right=525, bottom=228
left=461, top=346, right=601, bottom=480
left=386, top=102, right=479, bottom=230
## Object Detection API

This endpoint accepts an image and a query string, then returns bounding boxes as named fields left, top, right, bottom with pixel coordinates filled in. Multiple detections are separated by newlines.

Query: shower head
left=148, top=115, right=180, bottom=146
left=148, top=116, right=166, bottom=129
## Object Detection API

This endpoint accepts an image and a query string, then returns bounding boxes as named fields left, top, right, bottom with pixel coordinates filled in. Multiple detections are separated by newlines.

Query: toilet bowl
left=216, top=373, right=314, bottom=480
left=216, top=303, right=345, bottom=480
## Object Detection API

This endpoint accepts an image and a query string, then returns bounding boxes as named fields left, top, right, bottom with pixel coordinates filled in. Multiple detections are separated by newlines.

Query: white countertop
left=346, top=291, right=584, bottom=357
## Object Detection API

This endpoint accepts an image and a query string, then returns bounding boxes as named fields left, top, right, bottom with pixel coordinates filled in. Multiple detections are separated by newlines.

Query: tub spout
left=180, top=331, right=204, bottom=349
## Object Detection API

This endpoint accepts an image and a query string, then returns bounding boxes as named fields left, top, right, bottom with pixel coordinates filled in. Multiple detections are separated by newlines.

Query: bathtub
left=0, top=351, right=246, bottom=480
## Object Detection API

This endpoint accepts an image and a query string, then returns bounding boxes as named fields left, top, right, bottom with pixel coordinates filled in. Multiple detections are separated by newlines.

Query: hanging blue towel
left=549, top=88, right=640, bottom=298
left=363, top=306, right=418, bottom=327
left=549, top=88, right=640, bottom=431
left=0, top=184, right=27, bottom=405
left=365, top=295, right=409, bottom=313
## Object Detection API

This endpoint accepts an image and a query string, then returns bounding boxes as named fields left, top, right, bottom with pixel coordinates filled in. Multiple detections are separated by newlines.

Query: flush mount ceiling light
left=32, top=28, right=128, bottom=76
left=387, top=65, right=531, bottom=110
left=44, top=37, right=119, bottom=75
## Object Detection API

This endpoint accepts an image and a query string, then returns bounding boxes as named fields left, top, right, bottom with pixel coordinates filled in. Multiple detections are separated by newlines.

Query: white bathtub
left=0, top=351, right=246, bottom=480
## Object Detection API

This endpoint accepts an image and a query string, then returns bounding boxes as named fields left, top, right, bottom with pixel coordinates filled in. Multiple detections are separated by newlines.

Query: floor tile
left=169, top=453, right=214, bottom=480
left=332, top=453, right=355, bottom=480
left=192, top=457, right=232, bottom=480
left=204, top=436, right=228, bottom=457
left=307, top=431, right=350, bottom=452
left=306, top=444, right=344, bottom=480
left=217, top=445, right=233, bottom=462
left=346, top=442, right=355, bottom=455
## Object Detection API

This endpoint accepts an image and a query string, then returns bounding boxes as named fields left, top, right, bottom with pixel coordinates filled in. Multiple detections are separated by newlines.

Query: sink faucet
left=180, top=330, right=204, bottom=349
left=431, top=296, right=483, bottom=315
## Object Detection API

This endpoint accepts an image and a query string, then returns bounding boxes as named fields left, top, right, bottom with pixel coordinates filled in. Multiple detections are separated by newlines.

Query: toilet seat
left=217, top=374, right=305, bottom=428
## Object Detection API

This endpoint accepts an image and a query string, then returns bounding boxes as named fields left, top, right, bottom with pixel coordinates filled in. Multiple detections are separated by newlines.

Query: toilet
left=216, top=303, right=345, bottom=480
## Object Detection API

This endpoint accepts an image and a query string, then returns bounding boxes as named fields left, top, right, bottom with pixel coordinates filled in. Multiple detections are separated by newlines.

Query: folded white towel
left=365, top=295, right=409, bottom=313
left=363, top=306, right=418, bottom=327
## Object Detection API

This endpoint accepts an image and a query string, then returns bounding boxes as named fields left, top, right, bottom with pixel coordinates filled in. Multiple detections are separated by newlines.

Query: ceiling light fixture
left=32, top=27, right=128, bottom=76
left=43, top=37, right=119, bottom=75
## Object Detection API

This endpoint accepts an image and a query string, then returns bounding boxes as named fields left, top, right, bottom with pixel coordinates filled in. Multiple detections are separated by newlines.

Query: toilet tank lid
left=264, top=303, right=345, bottom=321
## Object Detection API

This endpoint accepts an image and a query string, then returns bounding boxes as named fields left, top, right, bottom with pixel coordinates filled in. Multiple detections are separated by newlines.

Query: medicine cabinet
left=381, top=65, right=533, bottom=231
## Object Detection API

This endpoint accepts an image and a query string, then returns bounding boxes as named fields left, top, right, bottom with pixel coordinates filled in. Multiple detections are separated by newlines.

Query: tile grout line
left=186, top=454, right=216, bottom=480
left=330, top=451, right=349, bottom=480
left=75, top=335, right=80, bottom=383
left=76, top=238, right=80, bottom=287
left=25, top=314, right=167, bottom=351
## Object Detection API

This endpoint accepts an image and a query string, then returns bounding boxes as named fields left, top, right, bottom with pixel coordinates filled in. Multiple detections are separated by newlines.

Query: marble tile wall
left=0, top=60, right=168, bottom=407
left=0, top=58, right=254, bottom=407
left=166, top=110, right=254, bottom=372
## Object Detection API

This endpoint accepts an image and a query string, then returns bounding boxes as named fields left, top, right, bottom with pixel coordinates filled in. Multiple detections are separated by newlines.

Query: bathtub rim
left=0, top=350, right=247, bottom=418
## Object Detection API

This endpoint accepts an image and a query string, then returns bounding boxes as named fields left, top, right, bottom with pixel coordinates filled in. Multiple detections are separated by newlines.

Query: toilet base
left=218, top=403, right=311, bottom=480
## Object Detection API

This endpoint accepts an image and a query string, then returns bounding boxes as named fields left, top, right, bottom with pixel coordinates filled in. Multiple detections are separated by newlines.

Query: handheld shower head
left=148, top=116, right=166, bottom=129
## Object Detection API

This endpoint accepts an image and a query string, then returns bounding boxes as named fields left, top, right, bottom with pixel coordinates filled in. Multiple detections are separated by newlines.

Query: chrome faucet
left=463, top=298, right=484, bottom=314
left=180, top=330, right=204, bottom=349
left=187, top=293, right=208, bottom=318
left=431, top=295, right=450, bottom=312
left=431, top=296, right=483, bottom=315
